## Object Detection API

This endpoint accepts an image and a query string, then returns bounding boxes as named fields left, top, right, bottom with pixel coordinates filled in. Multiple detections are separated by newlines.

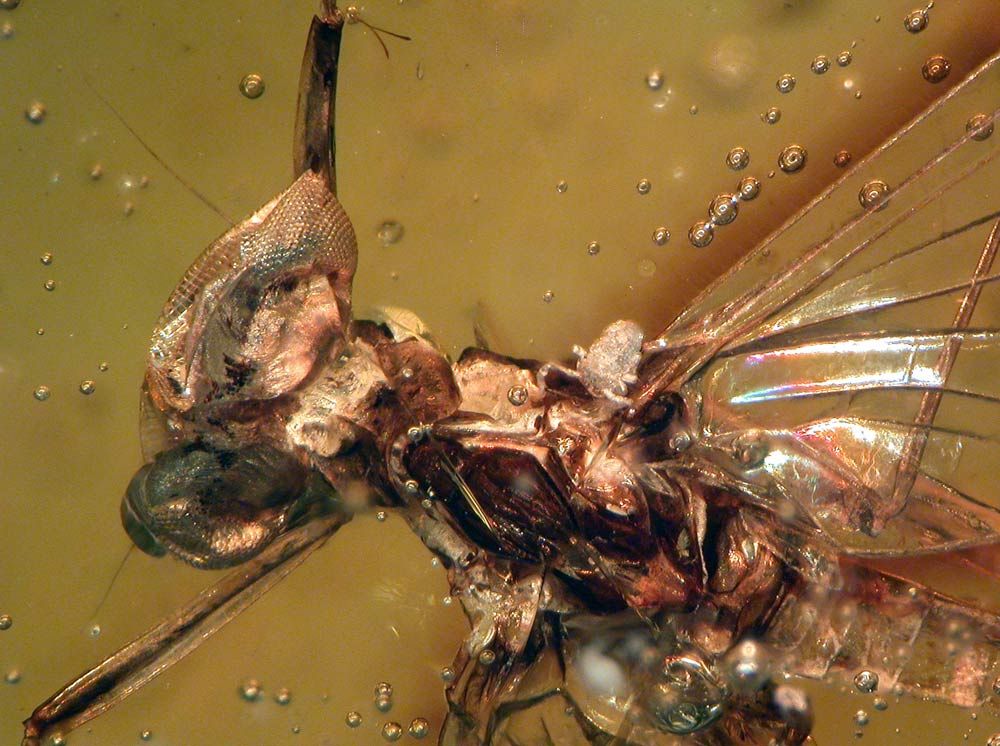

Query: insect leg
left=294, top=4, right=345, bottom=190
left=21, top=513, right=349, bottom=746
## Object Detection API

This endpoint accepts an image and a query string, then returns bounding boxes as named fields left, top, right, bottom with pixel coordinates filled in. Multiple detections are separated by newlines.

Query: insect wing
left=645, top=50, right=1000, bottom=557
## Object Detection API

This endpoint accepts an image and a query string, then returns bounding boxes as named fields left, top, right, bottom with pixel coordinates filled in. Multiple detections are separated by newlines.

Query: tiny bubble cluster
left=274, top=687, right=291, bottom=705
left=238, top=678, right=263, bottom=701
left=778, top=144, right=807, bottom=173
left=378, top=220, right=404, bottom=246
left=904, top=3, right=932, bottom=33
left=859, top=180, right=890, bottom=210
left=726, top=146, right=750, bottom=171
left=381, top=722, right=403, bottom=741
left=854, top=670, right=879, bottom=693
left=239, top=73, right=265, bottom=99
left=810, top=55, right=831, bottom=75
left=967, top=113, right=994, bottom=141
left=25, top=100, right=46, bottom=124
left=408, top=718, right=430, bottom=739
left=922, top=54, right=951, bottom=83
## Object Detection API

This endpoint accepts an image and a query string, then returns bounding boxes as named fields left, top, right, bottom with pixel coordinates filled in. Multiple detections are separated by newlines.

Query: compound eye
left=120, top=443, right=309, bottom=569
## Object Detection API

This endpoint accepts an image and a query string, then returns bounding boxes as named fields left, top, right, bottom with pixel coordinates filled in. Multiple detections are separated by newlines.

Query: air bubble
left=25, top=100, right=46, bottom=123
left=238, top=678, right=263, bottom=701
left=274, top=687, right=291, bottom=705
left=40, top=252, right=53, bottom=265
left=375, top=510, right=387, bottom=522
left=375, top=693, right=392, bottom=712
left=507, top=385, right=528, bottom=406
left=854, top=670, right=879, bottom=693
left=5, top=668, right=21, bottom=684
left=139, top=729, right=153, bottom=741
left=709, top=194, right=738, bottom=225
left=441, top=667, right=456, bottom=682
left=646, top=69, right=664, bottom=90
left=44, top=280, right=56, bottom=291
left=776, top=73, right=796, bottom=93
left=834, top=150, right=852, bottom=168
left=586, top=240, right=600, bottom=256
left=0, top=0, right=20, bottom=9
left=239, top=73, right=265, bottom=99
left=33, top=386, right=50, bottom=401
left=688, top=104, right=698, bottom=115
left=377, top=220, right=404, bottom=246
left=859, top=180, right=890, bottom=210
left=99, top=362, right=109, bottom=372
left=556, top=180, right=568, bottom=193
left=375, top=681, right=393, bottom=697
left=542, top=290, right=554, bottom=303
left=837, top=50, right=853, bottom=67
left=88, top=623, right=101, bottom=637
left=636, top=178, right=652, bottom=195
left=408, top=718, right=430, bottom=739
left=36, top=328, right=44, bottom=336
left=79, top=380, right=96, bottom=395
left=381, top=722, right=403, bottom=742
left=762, top=107, right=781, bottom=124
left=967, top=113, right=994, bottom=141
left=1, top=21, right=12, bottom=37
left=904, top=4, right=932, bottom=33
left=922, top=54, right=951, bottom=83
left=737, top=176, right=760, bottom=200
left=810, top=55, right=830, bottom=74
left=777, top=144, right=807, bottom=173
left=688, top=221, right=714, bottom=248
left=854, top=710, right=869, bottom=727
left=726, top=146, right=749, bottom=171
left=652, top=226, right=670, bottom=245
left=637, top=259, right=656, bottom=278
left=874, top=697, right=888, bottom=711
left=0, top=615, right=11, bottom=630
left=50, top=736, right=66, bottom=746
left=478, top=649, right=496, bottom=666
left=346, top=711, right=363, bottom=728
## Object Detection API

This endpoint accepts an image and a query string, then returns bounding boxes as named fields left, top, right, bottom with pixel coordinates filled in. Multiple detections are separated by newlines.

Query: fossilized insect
left=22, top=3, right=1000, bottom=744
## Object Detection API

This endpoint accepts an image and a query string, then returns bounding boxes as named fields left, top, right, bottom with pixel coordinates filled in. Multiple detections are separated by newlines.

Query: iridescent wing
left=637, top=50, right=1000, bottom=558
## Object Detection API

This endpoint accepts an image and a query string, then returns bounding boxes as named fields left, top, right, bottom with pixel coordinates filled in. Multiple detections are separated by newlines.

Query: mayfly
left=22, top=2, right=1000, bottom=744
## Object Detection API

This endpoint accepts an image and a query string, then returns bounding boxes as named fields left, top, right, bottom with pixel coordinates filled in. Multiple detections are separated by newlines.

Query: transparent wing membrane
left=637, top=50, right=1000, bottom=559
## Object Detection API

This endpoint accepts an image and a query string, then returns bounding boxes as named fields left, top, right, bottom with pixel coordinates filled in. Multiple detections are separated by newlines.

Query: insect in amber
left=18, top=3, right=1000, bottom=744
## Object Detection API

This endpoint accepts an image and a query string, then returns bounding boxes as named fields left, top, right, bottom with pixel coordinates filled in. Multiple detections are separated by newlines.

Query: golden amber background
left=1, top=1, right=999, bottom=743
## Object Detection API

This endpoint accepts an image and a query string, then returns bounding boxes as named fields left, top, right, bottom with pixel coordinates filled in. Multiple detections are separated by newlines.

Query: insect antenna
left=343, top=5, right=412, bottom=59
left=88, top=543, right=136, bottom=624
left=83, top=77, right=234, bottom=225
